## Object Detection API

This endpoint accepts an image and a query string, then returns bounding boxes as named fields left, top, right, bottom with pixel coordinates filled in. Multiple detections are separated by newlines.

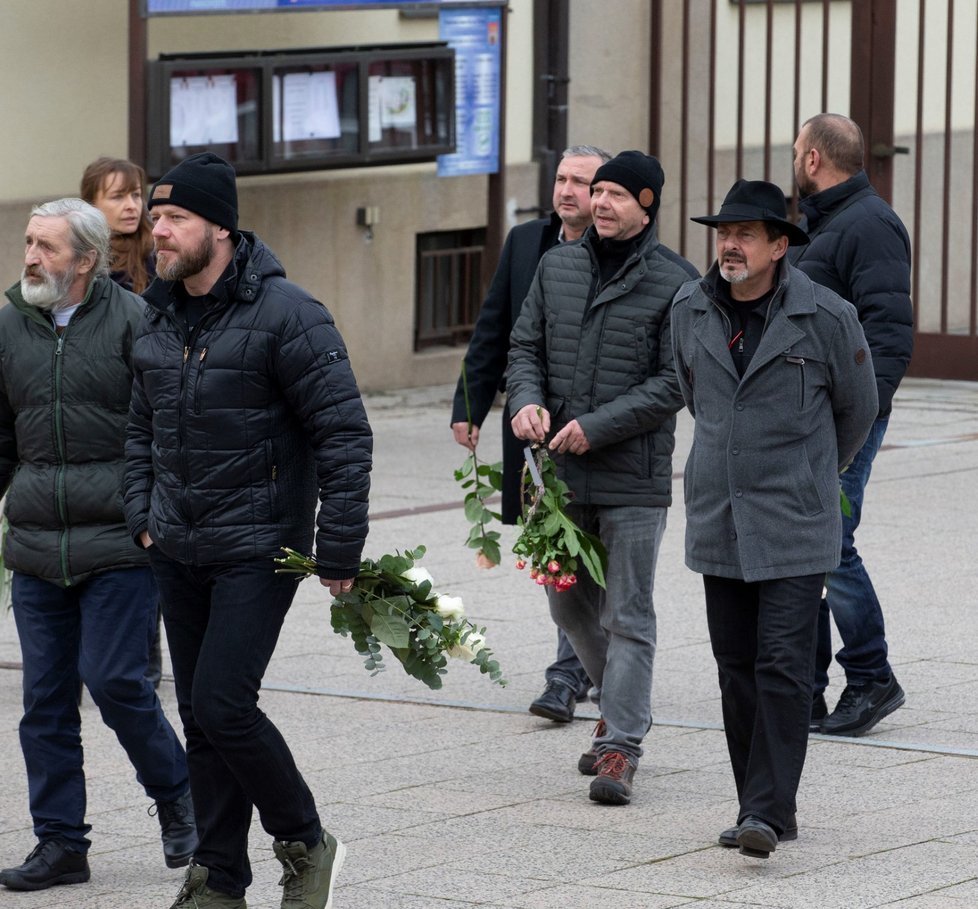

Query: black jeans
left=703, top=573, right=822, bottom=835
left=148, top=548, right=321, bottom=899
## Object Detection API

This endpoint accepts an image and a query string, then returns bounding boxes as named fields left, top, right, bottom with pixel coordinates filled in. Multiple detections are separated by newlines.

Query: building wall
left=0, top=0, right=539, bottom=391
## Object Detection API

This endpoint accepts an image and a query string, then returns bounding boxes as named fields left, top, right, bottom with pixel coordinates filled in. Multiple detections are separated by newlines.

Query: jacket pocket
left=263, top=439, right=281, bottom=521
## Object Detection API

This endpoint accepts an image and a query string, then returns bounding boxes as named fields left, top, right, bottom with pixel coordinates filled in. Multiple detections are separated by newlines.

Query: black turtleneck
left=594, top=221, right=653, bottom=287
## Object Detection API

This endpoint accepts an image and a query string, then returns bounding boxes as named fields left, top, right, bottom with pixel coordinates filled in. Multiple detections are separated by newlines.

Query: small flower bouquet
left=274, top=545, right=505, bottom=690
left=514, top=445, right=608, bottom=590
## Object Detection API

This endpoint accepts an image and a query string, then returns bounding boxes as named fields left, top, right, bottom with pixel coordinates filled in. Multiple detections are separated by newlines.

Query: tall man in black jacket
left=124, top=153, right=372, bottom=909
left=791, top=113, right=914, bottom=736
left=451, top=145, right=610, bottom=723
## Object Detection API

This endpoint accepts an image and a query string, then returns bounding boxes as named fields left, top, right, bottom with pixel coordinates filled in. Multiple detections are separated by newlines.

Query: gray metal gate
left=649, top=0, right=978, bottom=380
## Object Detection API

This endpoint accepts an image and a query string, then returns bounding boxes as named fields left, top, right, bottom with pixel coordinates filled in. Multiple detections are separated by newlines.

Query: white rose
left=401, top=565, right=435, bottom=587
left=449, top=631, right=486, bottom=662
left=434, top=595, right=465, bottom=621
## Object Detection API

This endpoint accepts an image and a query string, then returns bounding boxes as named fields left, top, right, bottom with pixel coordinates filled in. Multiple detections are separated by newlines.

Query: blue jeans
left=12, top=568, right=188, bottom=852
left=704, top=573, right=823, bottom=836
left=815, top=416, right=891, bottom=694
left=547, top=505, right=666, bottom=764
left=147, top=548, right=321, bottom=899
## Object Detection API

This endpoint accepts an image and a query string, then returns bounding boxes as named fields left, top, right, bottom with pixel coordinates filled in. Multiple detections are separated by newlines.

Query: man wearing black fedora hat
left=672, top=179, right=878, bottom=858
left=507, top=150, right=695, bottom=806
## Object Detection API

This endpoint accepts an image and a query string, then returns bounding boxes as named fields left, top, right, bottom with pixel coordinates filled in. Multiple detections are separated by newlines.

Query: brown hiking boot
left=588, top=751, right=636, bottom=805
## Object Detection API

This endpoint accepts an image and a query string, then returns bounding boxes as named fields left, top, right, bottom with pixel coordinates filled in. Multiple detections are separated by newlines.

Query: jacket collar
left=4, top=275, right=104, bottom=328
left=798, top=170, right=872, bottom=230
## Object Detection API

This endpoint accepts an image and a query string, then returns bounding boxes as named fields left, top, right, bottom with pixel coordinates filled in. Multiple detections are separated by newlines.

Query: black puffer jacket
left=0, top=276, right=148, bottom=587
left=506, top=225, right=690, bottom=507
left=790, top=171, right=913, bottom=416
left=124, top=232, right=371, bottom=575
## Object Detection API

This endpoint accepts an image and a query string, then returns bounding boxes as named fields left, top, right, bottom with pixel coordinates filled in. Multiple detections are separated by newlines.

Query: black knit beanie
left=591, top=150, right=664, bottom=222
left=148, top=152, right=238, bottom=232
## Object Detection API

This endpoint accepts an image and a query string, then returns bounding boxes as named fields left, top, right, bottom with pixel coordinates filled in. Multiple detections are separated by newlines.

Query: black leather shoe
left=736, top=816, right=778, bottom=858
left=151, top=789, right=198, bottom=868
left=820, top=675, right=905, bottom=736
left=810, top=692, right=828, bottom=732
left=529, top=681, right=576, bottom=723
left=719, top=813, right=797, bottom=848
left=0, top=840, right=90, bottom=891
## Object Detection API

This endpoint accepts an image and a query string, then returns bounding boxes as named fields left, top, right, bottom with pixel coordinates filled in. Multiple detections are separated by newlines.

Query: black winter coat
left=124, top=232, right=372, bottom=575
left=790, top=171, right=913, bottom=416
left=451, top=214, right=561, bottom=523
left=0, top=276, right=148, bottom=587
left=506, top=225, right=690, bottom=507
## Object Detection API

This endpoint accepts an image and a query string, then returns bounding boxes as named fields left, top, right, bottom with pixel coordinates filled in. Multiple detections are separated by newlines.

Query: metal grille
left=650, top=0, right=978, bottom=379
left=415, top=229, right=486, bottom=350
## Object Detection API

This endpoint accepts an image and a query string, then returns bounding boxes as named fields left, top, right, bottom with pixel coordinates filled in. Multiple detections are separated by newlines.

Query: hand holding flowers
left=513, top=445, right=608, bottom=589
left=275, top=545, right=505, bottom=690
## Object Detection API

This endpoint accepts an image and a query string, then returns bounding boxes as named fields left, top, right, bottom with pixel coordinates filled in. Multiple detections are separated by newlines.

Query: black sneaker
left=151, top=789, right=198, bottom=868
left=810, top=692, right=828, bottom=732
left=820, top=675, right=906, bottom=736
left=588, top=751, right=636, bottom=805
left=528, top=681, right=576, bottom=723
left=0, top=840, right=90, bottom=891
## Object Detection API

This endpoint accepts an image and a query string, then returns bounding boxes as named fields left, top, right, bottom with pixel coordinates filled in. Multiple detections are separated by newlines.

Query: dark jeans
left=815, top=416, right=892, bottom=694
left=148, top=548, right=321, bottom=899
left=704, top=573, right=823, bottom=835
left=12, top=568, right=188, bottom=852
left=544, top=628, right=592, bottom=697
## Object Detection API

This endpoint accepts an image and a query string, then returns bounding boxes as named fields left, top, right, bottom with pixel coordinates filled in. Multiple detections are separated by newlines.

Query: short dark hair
left=763, top=223, right=786, bottom=243
left=803, top=113, right=865, bottom=175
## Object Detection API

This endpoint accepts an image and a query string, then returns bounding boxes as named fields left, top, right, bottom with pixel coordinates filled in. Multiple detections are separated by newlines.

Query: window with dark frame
left=415, top=229, right=487, bottom=351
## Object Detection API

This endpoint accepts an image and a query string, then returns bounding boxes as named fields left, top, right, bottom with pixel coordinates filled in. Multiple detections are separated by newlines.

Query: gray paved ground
left=1, top=377, right=977, bottom=908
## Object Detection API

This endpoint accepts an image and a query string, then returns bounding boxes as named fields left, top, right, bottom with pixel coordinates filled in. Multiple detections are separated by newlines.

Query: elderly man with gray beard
left=0, top=199, right=196, bottom=892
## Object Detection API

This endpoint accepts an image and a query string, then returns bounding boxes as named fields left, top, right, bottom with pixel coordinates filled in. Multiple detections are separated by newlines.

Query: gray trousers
left=547, top=504, right=667, bottom=764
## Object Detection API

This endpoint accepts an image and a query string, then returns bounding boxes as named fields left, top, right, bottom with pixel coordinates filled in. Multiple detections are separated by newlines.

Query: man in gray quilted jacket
left=507, top=151, right=694, bottom=806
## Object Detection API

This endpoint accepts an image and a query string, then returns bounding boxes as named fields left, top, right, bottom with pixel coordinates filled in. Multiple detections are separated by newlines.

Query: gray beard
left=20, top=266, right=77, bottom=311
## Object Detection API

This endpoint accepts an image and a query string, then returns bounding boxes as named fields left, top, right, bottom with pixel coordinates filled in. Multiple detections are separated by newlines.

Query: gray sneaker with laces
left=273, top=831, right=346, bottom=909
left=169, top=864, right=246, bottom=909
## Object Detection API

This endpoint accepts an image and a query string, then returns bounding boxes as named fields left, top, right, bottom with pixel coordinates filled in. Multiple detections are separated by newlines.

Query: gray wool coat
left=671, top=259, right=879, bottom=582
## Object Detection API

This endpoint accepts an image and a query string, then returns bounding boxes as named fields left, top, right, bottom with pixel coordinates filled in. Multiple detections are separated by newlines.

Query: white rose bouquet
left=274, top=545, right=505, bottom=690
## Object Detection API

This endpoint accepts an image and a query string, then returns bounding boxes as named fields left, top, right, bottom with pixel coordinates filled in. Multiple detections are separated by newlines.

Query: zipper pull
left=199, top=348, right=208, bottom=362
left=738, top=335, right=744, bottom=353
left=183, top=346, right=190, bottom=363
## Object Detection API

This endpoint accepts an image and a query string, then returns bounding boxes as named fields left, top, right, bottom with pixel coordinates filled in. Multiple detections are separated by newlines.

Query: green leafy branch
left=275, top=545, right=505, bottom=690
left=514, top=446, right=608, bottom=589
left=454, top=360, right=504, bottom=567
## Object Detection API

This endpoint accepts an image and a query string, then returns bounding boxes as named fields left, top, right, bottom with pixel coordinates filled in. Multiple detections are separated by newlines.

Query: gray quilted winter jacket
left=506, top=225, right=691, bottom=507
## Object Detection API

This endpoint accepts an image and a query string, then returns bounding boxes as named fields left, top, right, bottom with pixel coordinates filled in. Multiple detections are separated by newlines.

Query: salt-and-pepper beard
left=20, top=262, right=79, bottom=311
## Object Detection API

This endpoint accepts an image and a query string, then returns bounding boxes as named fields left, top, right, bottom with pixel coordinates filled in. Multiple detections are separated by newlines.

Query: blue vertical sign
left=437, top=7, right=501, bottom=177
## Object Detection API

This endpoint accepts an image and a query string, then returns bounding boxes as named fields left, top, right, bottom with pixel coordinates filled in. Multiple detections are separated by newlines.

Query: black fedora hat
left=691, top=179, right=809, bottom=246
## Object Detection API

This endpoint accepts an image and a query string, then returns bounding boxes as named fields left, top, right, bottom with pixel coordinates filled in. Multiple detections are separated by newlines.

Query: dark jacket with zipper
left=671, top=259, right=879, bottom=581
left=0, top=276, right=148, bottom=587
left=124, top=231, right=371, bottom=575
left=505, top=224, right=691, bottom=507
left=790, top=170, right=913, bottom=417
